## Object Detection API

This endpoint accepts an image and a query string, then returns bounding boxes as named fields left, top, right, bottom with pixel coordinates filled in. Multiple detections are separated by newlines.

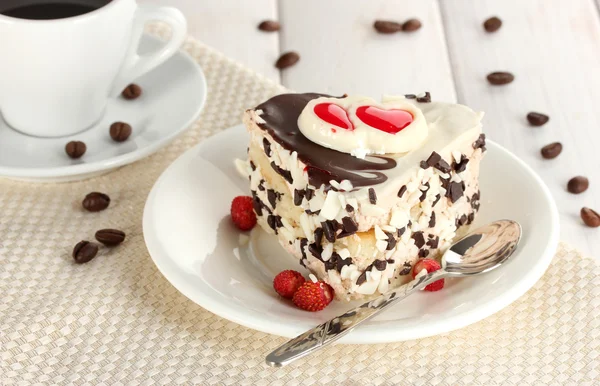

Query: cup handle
left=111, top=5, right=187, bottom=96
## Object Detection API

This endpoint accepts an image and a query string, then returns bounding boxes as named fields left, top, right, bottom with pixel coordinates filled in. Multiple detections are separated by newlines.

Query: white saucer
left=143, top=124, right=560, bottom=344
left=0, top=35, right=206, bottom=182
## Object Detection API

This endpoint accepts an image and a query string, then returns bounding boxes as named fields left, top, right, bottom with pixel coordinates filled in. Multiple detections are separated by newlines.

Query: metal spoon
left=266, top=220, right=522, bottom=367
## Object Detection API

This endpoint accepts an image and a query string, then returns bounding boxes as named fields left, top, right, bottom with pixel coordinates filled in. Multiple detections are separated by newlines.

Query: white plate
left=0, top=35, right=206, bottom=182
left=143, top=124, right=560, bottom=344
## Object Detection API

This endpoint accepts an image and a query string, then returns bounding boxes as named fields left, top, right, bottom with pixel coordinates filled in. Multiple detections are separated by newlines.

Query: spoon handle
left=266, top=270, right=447, bottom=367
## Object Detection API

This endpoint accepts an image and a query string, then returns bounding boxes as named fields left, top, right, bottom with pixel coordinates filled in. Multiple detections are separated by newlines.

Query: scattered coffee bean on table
left=527, top=112, right=549, bottom=126
left=65, top=141, right=86, bottom=159
left=540, top=142, right=562, bottom=159
left=121, top=83, right=142, bottom=100
left=258, top=20, right=280, bottom=32
left=487, top=72, right=514, bottom=85
left=374, top=20, right=402, bottom=34
left=581, top=207, right=600, bottom=228
left=402, top=18, right=422, bottom=32
left=110, top=122, right=132, bottom=142
left=82, top=192, right=110, bottom=212
left=275, top=51, right=300, bottom=69
left=73, top=241, right=99, bottom=264
left=95, top=229, right=126, bottom=246
left=483, top=16, right=502, bottom=32
left=567, top=176, right=589, bottom=194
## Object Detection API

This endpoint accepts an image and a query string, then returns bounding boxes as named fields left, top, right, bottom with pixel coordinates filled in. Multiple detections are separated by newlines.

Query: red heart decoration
left=356, top=106, right=413, bottom=134
left=314, top=103, right=354, bottom=130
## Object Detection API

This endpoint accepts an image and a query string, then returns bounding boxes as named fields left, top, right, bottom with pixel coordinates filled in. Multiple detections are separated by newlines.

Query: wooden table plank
left=139, top=0, right=280, bottom=81
left=278, top=0, right=457, bottom=101
left=440, top=0, right=600, bottom=257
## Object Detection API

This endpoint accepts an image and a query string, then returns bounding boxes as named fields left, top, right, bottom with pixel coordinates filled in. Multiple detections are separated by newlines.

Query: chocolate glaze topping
left=254, top=93, right=397, bottom=189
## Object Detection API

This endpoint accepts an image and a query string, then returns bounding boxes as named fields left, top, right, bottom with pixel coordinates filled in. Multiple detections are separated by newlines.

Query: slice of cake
left=241, top=92, right=485, bottom=301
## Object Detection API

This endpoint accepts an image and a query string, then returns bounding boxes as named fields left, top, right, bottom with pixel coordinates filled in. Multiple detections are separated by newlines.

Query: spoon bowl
left=444, top=220, right=522, bottom=276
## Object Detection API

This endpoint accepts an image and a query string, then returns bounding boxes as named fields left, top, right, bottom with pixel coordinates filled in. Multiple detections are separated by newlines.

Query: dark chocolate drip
left=254, top=93, right=397, bottom=189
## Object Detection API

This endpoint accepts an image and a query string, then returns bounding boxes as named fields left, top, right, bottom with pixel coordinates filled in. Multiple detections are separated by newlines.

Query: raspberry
left=273, top=270, right=306, bottom=299
left=230, top=196, right=257, bottom=230
left=292, top=281, right=334, bottom=311
left=411, top=258, right=445, bottom=292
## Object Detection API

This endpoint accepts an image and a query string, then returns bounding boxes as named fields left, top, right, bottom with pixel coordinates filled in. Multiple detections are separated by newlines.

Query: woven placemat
left=1, top=25, right=599, bottom=385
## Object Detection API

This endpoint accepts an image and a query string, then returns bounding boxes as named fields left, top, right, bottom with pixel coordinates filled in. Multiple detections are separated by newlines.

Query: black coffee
left=0, top=1, right=110, bottom=20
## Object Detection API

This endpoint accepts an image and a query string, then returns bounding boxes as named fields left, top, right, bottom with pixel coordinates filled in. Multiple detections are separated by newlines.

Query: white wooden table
left=142, top=0, right=600, bottom=258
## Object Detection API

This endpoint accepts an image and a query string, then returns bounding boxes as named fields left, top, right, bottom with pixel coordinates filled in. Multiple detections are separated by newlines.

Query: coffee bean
left=258, top=20, right=280, bottom=32
left=65, top=141, right=86, bottom=159
left=109, top=122, right=132, bottom=142
left=541, top=142, right=562, bottom=159
left=121, top=83, right=142, bottom=100
left=483, top=16, right=502, bottom=32
left=275, top=52, right=300, bottom=69
left=374, top=20, right=402, bottom=34
left=487, top=72, right=514, bottom=85
left=567, top=176, right=589, bottom=194
left=581, top=207, right=600, bottom=228
left=82, top=192, right=110, bottom=212
left=402, top=18, right=422, bottom=32
left=95, top=229, right=126, bottom=246
left=73, top=241, right=98, bottom=264
left=527, top=112, right=549, bottom=126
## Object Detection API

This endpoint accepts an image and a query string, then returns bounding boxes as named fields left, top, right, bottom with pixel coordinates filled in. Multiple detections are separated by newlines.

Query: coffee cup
left=0, top=0, right=187, bottom=137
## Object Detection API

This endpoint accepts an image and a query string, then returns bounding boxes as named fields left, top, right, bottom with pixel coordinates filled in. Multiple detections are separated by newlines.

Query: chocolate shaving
left=308, top=243, right=322, bottom=259
left=467, top=212, right=475, bottom=224
left=397, top=227, right=406, bottom=237
left=397, top=185, right=407, bottom=198
left=434, top=159, right=452, bottom=174
left=374, top=260, right=387, bottom=271
left=345, top=204, right=354, bottom=212
left=368, top=188, right=377, bottom=204
left=384, top=231, right=396, bottom=250
left=428, top=212, right=436, bottom=228
left=426, top=235, right=439, bottom=249
left=446, top=181, right=464, bottom=203
left=321, top=221, right=337, bottom=243
left=399, top=262, right=412, bottom=275
left=405, top=94, right=416, bottom=99
left=440, top=176, right=450, bottom=190
left=454, top=157, right=469, bottom=173
left=300, top=238, right=308, bottom=259
left=342, top=217, right=358, bottom=234
left=305, top=189, right=315, bottom=201
left=416, top=92, right=431, bottom=103
left=432, top=194, right=441, bottom=207
left=412, top=231, right=425, bottom=248
left=263, top=138, right=272, bottom=157
left=249, top=161, right=256, bottom=171
left=267, top=215, right=282, bottom=232
left=419, top=249, right=430, bottom=257
left=335, top=254, right=353, bottom=271
left=314, top=228, right=324, bottom=246
left=258, top=180, right=266, bottom=191
left=356, top=271, right=368, bottom=286
left=473, top=133, right=486, bottom=151
left=424, top=152, right=441, bottom=168
left=294, top=189, right=305, bottom=206
left=270, top=161, right=293, bottom=183
left=456, top=214, right=468, bottom=228
left=267, top=189, right=280, bottom=208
